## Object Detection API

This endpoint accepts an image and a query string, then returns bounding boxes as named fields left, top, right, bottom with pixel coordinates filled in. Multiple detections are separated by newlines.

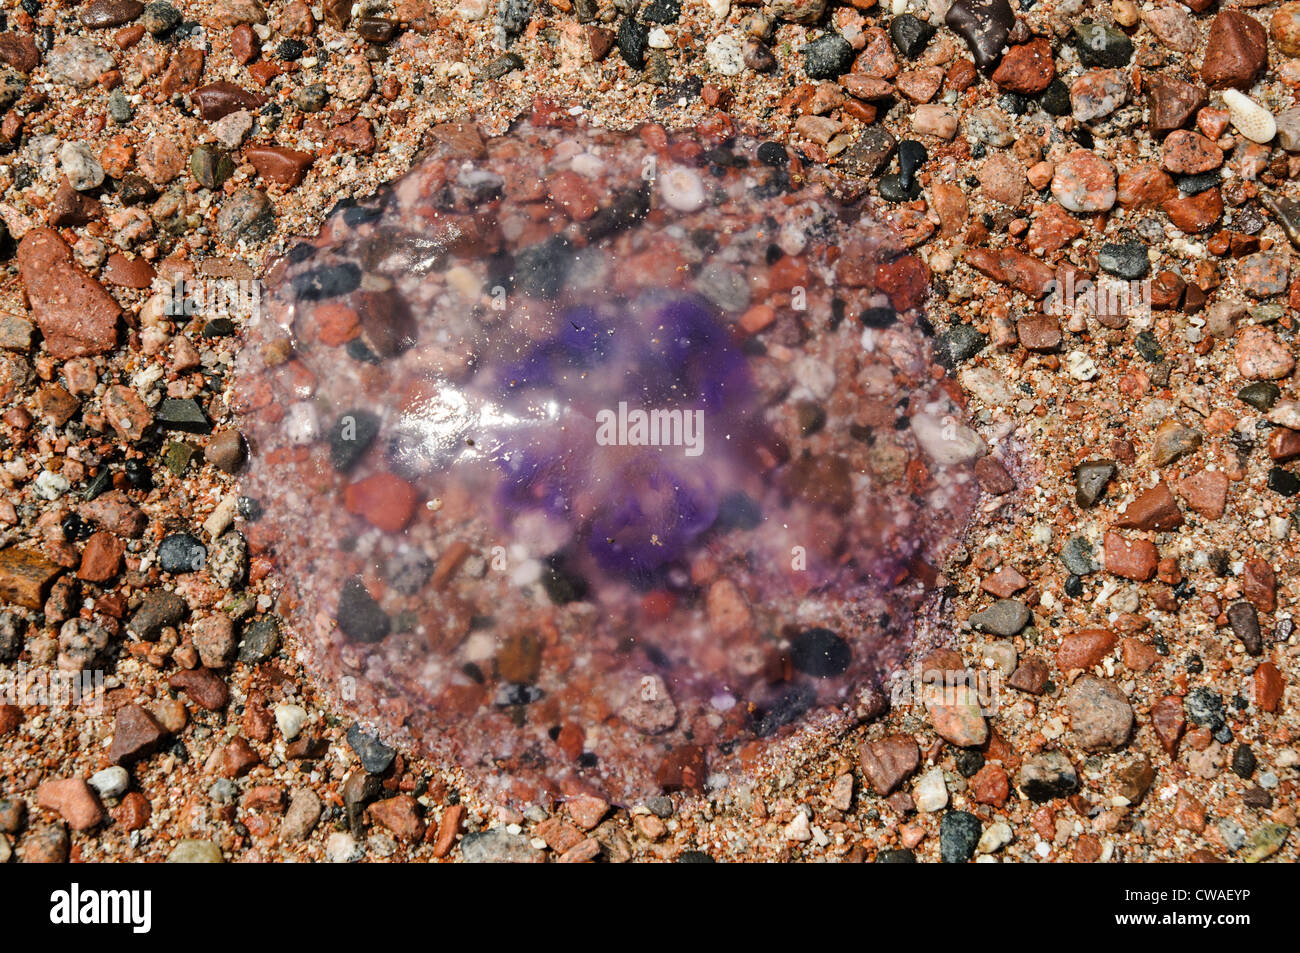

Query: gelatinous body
left=237, top=109, right=981, bottom=804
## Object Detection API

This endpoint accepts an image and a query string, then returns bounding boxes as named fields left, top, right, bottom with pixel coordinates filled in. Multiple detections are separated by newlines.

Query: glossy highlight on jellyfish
left=236, top=108, right=982, bottom=804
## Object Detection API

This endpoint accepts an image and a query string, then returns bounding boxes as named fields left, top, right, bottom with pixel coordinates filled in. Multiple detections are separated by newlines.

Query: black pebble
left=346, top=723, right=396, bottom=774
left=876, top=848, right=916, bottom=863
left=513, top=235, right=574, bottom=299
left=329, top=409, right=381, bottom=472
left=541, top=553, right=589, bottom=605
left=946, top=0, right=1014, bottom=70
left=790, top=628, right=851, bottom=678
left=1231, top=744, right=1256, bottom=779
left=889, top=14, right=935, bottom=59
left=1268, top=467, right=1300, bottom=497
left=897, top=139, right=927, bottom=189
left=617, top=18, right=649, bottom=69
left=277, top=38, right=306, bottom=60
left=937, top=323, right=988, bottom=366
left=337, top=576, right=391, bottom=643
left=878, top=173, right=920, bottom=202
left=860, top=306, right=897, bottom=329
left=1185, top=687, right=1226, bottom=732
left=802, top=33, right=854, bottom=80
left=641, top=0, right=680, bottom=23
left=954, top=748, right=984, bottom=777
left=158, top=532, right=207, bottom=574
left=156, top=397, right=211, bottom=434
left=1040, top=78, right=1071, bottom=116
left=124, top=458, right=152, bottom=491
left=752, top=684, right=815, bottom=736
left=1098, top=242, right=1150, bottom=280
left=61, top=512, right=84, bottom=541
left=940, top=810, right=982, bottom=863
left=757, top=141, right=788, bottom=166
left=715, top=491, right=763, bottom=531
left=291, top=262, right=362, bottom=301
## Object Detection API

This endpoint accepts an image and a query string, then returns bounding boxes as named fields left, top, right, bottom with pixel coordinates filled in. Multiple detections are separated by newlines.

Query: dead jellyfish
left=236, top=107, right=983, bottom=805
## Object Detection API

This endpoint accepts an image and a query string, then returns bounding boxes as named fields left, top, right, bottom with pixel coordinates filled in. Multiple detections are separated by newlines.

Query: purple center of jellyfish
left=486, top=293, right=758, bottom=583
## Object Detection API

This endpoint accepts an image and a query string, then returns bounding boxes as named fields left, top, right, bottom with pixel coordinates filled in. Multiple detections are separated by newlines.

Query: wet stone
left=336, top=577, right=390, bottom=643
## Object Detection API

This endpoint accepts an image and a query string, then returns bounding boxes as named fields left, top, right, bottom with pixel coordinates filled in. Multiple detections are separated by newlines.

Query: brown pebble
left=0, top=546, right=63, bottom=609
left=36, top=777, right=104, bottom=831
left=80, top=0, right=144, bottom=30
left=193, top=81, right=265, bottom=120
left=1201, top=11, right=1268, bottom=89
left=100, top=252, right=156, bottom=288
left=168, top=667, right=230, bottom=710
left=109, top=703, right=166, bottom=764
left=15, top=228, right=120, bottom=359
left=243, top=145, right=314, bottom=187
left=1114, top=482, right=1183, bottom=531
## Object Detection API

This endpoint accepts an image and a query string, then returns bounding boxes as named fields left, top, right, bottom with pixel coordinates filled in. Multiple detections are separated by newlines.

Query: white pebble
left=705, top=32, right=745, bottom=77
left=274, top=703, right=308, bottom=741
left=284, top=401, right=320, bottom=444
left=910, top=412, right=987, bottom=465
left=326, top=831, right=362, bottom=863
left=784, top=811, right=813, bottom=841
left=648, top=27, right=672, bottom=49
left=203, top=494, right=238, bottom=539
left=659, top=165, right=706, bottom=212
left=913, top=767, right=949, bottom=812
left=705, top=0, right=730, bottom=16
left=89, top=766, right=129, bottom=799
left=59, top=141, right=104, bottom=192
left=34, top=470, right=70, bottom=500
left=977, top=821, right=1013, bottom=853
left=1222, top=89, right=1276, bottom=145
left=1066, top=350, right=1098, bottom=381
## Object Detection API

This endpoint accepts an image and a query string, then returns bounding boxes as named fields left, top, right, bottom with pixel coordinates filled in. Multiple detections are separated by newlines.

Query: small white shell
left=1222, top=89, right=1277, bottom=145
